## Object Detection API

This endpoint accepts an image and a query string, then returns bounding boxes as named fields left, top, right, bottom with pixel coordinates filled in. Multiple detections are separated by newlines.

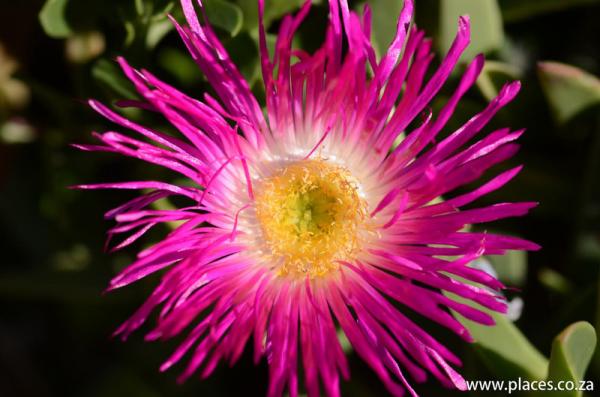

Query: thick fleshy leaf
left=538, top=62, right=600, bottom=124
left=501, top=0, right=600, bottom=23
left=92, top=59, right=139, bottom=100
left=0, top=120, right=36, bottom=144
left=237, top=0, right=306, bottom=31
left=489, top=249, right=528, bottom=286
left=158, top=48, right=202, bottom=85
left=226, top=32, right=261, bottom=84
left=144, top=1, right=242, bottom=49
left=445, top=260, right=548, bottom=380
left=457, top=307, right=548, bottom=380
left=204, top=0, right=244, bottom=37
left=146, top=18, right=175, bottom=49
left=546, top=322, right=597, bottom=397
left=476, top=60, right=521, bottom=101
left=39, top=0, right=72, bottom=38
left=369, top=0, right=405, bottom=58
left=578, top=235, right=600, bottom=262
left=124, top=1, right=176, bottom=49
left=440, top=0, right=504, bottom=60
left=538, top=267, right=574, bottom=295
left=65, top=31, right=106, bottom=63
left=151, top=197, right=184, bottom=230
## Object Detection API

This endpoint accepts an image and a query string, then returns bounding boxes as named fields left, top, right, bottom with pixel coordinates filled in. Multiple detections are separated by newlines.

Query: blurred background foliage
left=1, top=0, right=600, bottom=396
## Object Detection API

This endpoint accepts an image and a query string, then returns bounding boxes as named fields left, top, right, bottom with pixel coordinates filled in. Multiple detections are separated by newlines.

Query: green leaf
left=158, top=48, right=203, bottom=85
left=459, top=308, right=549, bottom=380
left=92, top=59, right=138, bottom=100
left=538, top=62, right=600, bottom=125
left=65, top=31, right=106, bottom=64
left=368, top=0, right=405, bottom=58
left=578, top=234, right=600, bottom=262
left=546, top=322, right=597, bottom=397
left=39, top=0, right=72, bottom=38
left=204, top=0, right=244, bottom=36
left=124, top=21, right=137, bottom=48
left=237, top=0, right=306, bottom=31
left=440, top=0, right=504, bottom=60
left=146, top=18, right=174, bottom=49
left=539, top=267, right=574, bottom=295
left=134, top=0, right=147, bottom=17
left=445, top=260, right=549, bottom=380
left=488, top=249, right=528, bottom=286
left=500, top=0, right=600, bottom=23
left=476, top=60, right=521, bottom=101
left=337, top=328, right=352, bottom=353
left=226, top=32, right=261, bottom=84
left=151, top=197, right=184, bottom=230
left=0, top=120, right=36, bottom=144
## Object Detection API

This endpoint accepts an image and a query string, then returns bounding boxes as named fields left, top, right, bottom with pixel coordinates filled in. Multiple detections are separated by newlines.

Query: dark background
left=1, top=0, right=599, bottom=396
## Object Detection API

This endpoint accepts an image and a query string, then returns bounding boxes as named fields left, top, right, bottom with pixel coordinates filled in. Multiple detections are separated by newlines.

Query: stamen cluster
left=255, top=160, right=368, bottom=278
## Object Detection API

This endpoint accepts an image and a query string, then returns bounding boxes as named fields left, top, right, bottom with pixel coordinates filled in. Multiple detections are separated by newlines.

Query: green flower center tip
left=254, top=160, right=369, bottom=278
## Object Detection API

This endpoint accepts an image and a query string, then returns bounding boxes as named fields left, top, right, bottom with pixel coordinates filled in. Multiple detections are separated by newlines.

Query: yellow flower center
left=255, top=160, right=369, bottom=279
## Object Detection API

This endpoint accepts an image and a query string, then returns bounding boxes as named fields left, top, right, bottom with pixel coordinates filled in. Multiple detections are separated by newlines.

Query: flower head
left=76, top=0, right=539, bottom=396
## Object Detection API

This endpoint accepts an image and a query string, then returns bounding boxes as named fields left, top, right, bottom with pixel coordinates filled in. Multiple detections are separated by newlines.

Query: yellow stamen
left=255, top=159, right=368, bottom=279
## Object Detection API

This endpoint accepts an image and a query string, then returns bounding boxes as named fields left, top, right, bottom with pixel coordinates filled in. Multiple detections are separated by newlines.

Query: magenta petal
left=77, top=1, right=539, bottom=396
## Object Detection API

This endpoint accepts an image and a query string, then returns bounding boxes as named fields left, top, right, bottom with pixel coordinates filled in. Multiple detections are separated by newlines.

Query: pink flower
left=75, top=0, right=539, bottom=396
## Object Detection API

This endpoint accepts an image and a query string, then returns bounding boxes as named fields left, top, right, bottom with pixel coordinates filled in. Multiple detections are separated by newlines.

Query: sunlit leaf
left=440, top=0, right=504, bottom=60
left=456, top=306, right=548, bottom=380
left=368, top=0, right=405, bottom=58
left=488, top=249, right=528, bottom=286
left=146, top=18, right=174, bottom=49
left=65, top=31, right=106, bottom=63
left=151, top=198, right=184, bottom=230
left=476, top=60, right=521, bottom=101
left=539, top=267, right=574, bottom=295
left=134, top=0, right=147, bottom=17
left=538, top=62, right=600, bottom=124
left=546, top=322, right=597, bottom=396
left=445, top=259, right=548, bottom=380
left=0, top=119, right=36, bottom=144
left=39, top=0, right=72, bottom=38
